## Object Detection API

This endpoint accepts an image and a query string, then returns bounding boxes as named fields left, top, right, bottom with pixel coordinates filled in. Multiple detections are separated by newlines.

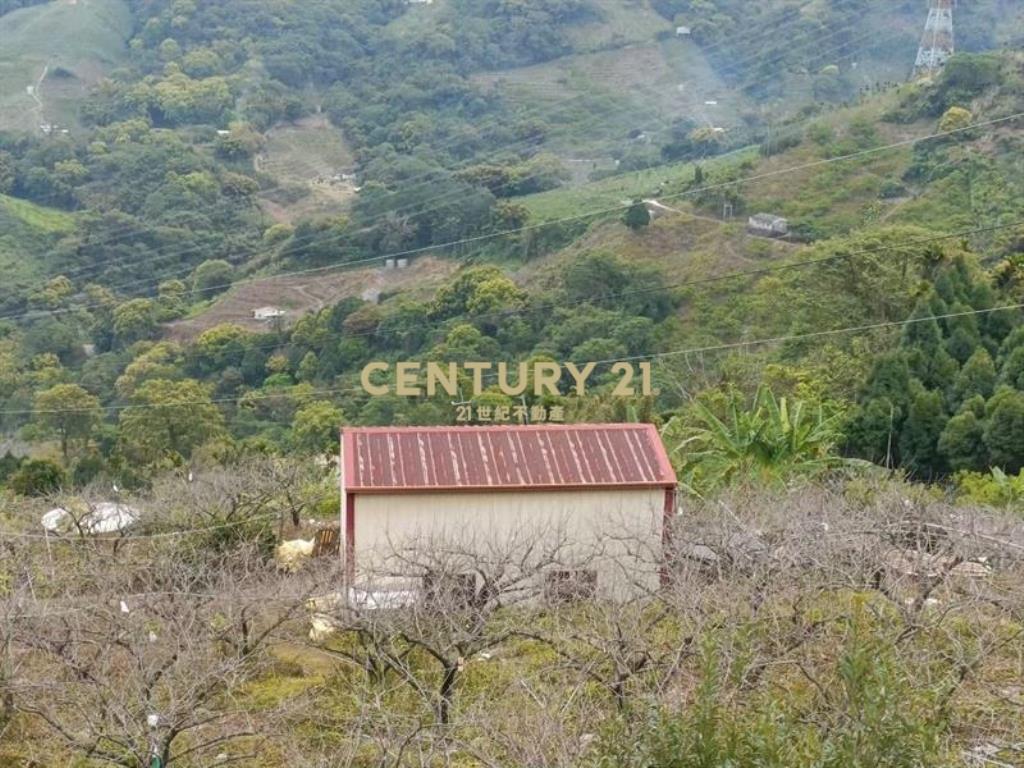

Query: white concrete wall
left=351, top=488, right=666, bottom=598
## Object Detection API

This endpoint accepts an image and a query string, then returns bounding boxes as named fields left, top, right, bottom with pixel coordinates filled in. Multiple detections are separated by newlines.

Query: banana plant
left=662, top=386, right=860, bottom=496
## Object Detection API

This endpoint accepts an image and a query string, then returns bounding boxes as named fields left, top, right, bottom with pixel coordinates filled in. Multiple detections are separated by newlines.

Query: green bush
left=9, top=458, right=66, bottom=496
left=955, top=467, right=1024, bottom=509
left=879, top=179, right=908, bottom=199
left=192, top=259, right=235, bottom=299
left=591, top=627, right=947, bottom=768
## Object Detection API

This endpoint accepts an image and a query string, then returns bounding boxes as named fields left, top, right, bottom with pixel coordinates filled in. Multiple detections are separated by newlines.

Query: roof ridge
left=341, top=423, right=658, bottom=433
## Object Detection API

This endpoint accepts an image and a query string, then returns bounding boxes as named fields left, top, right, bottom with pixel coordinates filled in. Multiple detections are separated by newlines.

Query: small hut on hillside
left=747, top=213, right=789, bottom=237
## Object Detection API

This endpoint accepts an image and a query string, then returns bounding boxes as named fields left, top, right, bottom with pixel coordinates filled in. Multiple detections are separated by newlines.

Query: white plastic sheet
left=40, top=502, right=139, bottom=535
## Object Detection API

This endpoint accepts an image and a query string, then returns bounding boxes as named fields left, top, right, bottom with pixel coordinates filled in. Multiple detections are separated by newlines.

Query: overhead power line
left=6, top=111, right=1022, bottom=326
left=17, top=19, right=878, bottom=306
left=618, top=302, right=1024, bottom=364
left=5, top=298, right=1023, bottom=417
left=0, top=14, right=941, bottom=304
left=0, top=511, right=281, bottom=541
left=132, top=217, right=1024, bottom=361
left=17, top=0, right=842, bottom=270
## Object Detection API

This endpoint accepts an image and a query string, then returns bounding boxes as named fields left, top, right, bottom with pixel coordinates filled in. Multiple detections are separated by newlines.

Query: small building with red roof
left=340, top=423, right=677, bottom=599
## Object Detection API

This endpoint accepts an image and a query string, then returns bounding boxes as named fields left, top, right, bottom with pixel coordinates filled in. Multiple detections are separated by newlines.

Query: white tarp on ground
left=40, top=508, right=69, bottom=532
left=40, top=503, right=139, bottom=534
left=347, top=586, right=419, bottom=611
left=306, top=588, right=421, bottom=643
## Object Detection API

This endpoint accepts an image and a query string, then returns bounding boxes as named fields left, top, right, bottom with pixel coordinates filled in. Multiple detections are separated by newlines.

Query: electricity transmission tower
left=913, top=0, right=955, bottom=78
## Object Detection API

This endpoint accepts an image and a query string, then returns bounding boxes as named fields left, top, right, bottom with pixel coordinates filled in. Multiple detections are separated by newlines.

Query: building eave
left=346, top=482, right=678, bottom=495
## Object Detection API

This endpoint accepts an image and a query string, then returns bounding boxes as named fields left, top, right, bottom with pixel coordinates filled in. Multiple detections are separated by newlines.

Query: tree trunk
left=0, top=687, right=12, bottom=732
left=438, top=664, right=459, bottom=725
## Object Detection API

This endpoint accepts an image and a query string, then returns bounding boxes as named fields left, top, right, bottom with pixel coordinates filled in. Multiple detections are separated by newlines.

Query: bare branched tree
left=2, top=461, right=326, bottom=767
left=4, top=475, right=1024, bottom=767
left=324, top=524, right=581, bottom=725
left=145, top=455, right=333, bottom=545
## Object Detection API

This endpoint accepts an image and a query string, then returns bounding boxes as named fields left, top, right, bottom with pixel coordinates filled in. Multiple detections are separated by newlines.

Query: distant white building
left=253, top=306, right=287, bottom=321
left=747, top=213, right=789, bottom=237
left=676, top=25, right=691, bottom=35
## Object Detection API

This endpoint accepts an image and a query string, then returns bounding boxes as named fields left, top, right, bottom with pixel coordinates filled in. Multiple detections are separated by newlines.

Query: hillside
left=471, top=38, right=742, bottom=163
left=255, top=115, right=358, bottom=223
left=0, top=194, right=74, bottom=312
left=165, top=256, right=456, bottom=340
left=0, top=0, right=131, bottom=133
left=0, top=5, right=1020, bottom=514
left=1, top=2, right=1024, bottom=766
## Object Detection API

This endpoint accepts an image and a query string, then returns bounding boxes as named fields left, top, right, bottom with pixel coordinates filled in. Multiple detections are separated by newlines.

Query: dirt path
left=28, top=62, right=48, bottom=128
left=645, top=198, right=732, bottom=227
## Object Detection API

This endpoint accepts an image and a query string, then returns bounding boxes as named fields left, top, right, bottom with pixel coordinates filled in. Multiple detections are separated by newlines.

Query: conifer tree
left=983, top=388, right=1024, bottom=473
left=999, top=346, right=1024, bottom=389
left=939, top=396, right=988, bottom=472
left=954, top=348, right=997, bottom=403
left=899, top=386, right=949, bottom=478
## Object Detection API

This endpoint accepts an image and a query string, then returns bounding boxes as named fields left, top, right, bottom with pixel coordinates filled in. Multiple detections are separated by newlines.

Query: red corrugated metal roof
left=341, top=424, right=677, bottom=493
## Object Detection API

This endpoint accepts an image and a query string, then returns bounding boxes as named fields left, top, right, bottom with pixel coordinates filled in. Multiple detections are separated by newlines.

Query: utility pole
left=913, top=0, right=955, bottom=79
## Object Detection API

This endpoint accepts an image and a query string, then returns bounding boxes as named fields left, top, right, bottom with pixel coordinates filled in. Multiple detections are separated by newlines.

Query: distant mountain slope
left=0, top=0, right=132, bottom=133
left=0, top=0, right=48, bottom=12
left=455, top=0, right=1024, bottom=165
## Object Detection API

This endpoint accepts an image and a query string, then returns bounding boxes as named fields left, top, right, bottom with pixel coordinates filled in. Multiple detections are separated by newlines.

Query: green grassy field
left=385, top=0, right=670, bottom=49
left=391, top=0, right=728, bottom=163
left=565, top=0, right=671, bottom=51
left=259, top=115, right=355, bottom=183
left=0, top=194, right=74, bottom=233
left=518, top=147, right=759, bottom=221
left=473, top=34, right=748, bottom=158
left=0, top=194, right=75, bottom=295
left=0, top=0, right=131, bottom=132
